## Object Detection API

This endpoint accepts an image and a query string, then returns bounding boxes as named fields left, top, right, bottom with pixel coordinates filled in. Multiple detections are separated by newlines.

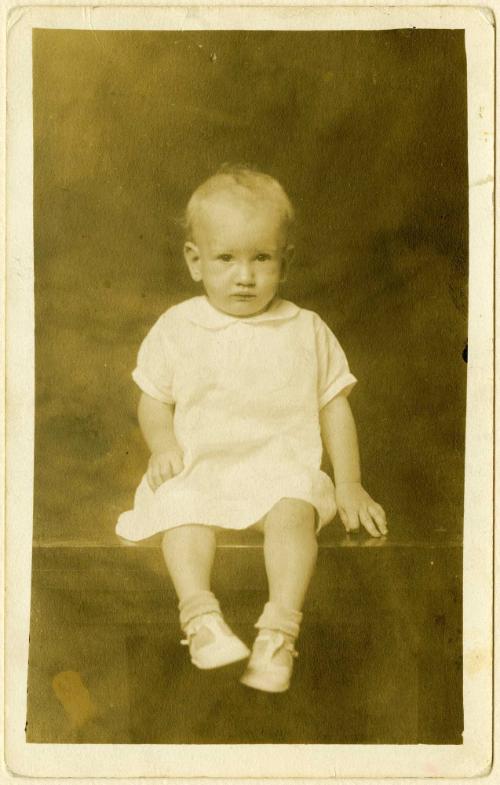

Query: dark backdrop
left=32, top=29, right=468, bottom=545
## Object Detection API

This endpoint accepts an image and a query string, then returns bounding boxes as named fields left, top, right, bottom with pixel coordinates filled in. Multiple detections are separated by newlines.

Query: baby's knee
left=117, top=535, right=137, bottom=547
left=265, top=498, right=317, bottom=535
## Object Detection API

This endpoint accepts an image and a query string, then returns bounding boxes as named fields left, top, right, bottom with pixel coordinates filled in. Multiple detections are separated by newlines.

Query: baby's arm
left=320, top=395, right=387, bottom=537
left=138, top=392, right=184, bottom=491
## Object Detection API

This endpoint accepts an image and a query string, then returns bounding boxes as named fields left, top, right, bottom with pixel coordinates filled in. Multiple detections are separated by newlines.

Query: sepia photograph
left=4, top=4, right=494, bottom=779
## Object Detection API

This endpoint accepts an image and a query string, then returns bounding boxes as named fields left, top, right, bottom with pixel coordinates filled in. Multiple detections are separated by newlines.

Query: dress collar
left=183, top=296, right=300, bottom=330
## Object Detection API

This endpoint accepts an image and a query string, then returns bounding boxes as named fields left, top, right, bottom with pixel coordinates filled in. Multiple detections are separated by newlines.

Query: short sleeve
left=132, top=315, right=175, bottom=404
left=314, top=315, right=357, bottom=409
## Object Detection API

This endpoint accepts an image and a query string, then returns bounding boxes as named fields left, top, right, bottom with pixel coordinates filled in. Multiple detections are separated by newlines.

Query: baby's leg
left=263, top=498, right=317, bottom=611
left=241, top=499, right=317, bottom=692
left=162, top=524, right=249, bottom=669
left=162, top=524, right=216, bottom=602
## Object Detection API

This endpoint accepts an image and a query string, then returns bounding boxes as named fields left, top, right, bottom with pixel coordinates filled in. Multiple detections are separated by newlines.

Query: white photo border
left=4, top=4, right=494, bottom=779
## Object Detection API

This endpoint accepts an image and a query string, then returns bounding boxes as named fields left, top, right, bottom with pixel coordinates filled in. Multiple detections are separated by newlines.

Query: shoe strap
left=180, top=612, right=223, bottom=645
left=256, top=631, right=299, bottom=659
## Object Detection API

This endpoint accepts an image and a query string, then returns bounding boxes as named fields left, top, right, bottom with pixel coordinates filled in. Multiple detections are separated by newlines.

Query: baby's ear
left=280, top=244, right=295, bottom=282
left=184, top=242, right=202, bottom=282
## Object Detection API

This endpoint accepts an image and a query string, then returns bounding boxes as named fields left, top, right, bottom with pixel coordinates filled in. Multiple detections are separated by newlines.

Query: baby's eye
left=255, top=253, right=271, bottom=262
left=217, top=254, right=233, bottom=262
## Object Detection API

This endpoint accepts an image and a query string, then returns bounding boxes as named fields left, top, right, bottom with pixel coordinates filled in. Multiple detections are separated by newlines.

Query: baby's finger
left=147, top=465, right=160, bottom=491
left=359, top=508, right=381, bottom=538
left=158, top=461, right=174, bottom=483
left=369, top=504, right=388, bottom=535
left=344, top=509, right=360, bottom=532
left=148, top=458, right=168, bottom=490
left=170, top=453, right=184, bottom=477
left=338, top=508, right=350, bottom=532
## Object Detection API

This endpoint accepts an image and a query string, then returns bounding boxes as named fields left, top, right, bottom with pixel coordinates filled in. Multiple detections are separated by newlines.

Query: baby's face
left=184, top=196, right=292, bottom=317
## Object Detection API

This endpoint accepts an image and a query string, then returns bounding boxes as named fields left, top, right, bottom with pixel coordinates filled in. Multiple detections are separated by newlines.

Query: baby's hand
left=335, top=482, right=388, bottom=538
left=147, top=448, right=184, bottom=491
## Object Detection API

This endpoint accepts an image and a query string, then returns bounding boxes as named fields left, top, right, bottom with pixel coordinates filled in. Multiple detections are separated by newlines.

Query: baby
left=117, top=166, right=387, bottom=693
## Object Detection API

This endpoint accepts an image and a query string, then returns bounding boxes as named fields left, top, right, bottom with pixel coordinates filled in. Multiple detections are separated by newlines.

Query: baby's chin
left=208, top=294, right=277, bottom=318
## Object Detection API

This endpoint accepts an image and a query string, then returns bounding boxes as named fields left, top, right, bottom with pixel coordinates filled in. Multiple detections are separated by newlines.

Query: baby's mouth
left=232, top=293, right=256, bottom=299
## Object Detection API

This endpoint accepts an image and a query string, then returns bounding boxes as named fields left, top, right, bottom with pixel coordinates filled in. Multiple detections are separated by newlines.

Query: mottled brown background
left=33, top=29, right=468, bottom=546
left=27, top=28, right=466, bottom=747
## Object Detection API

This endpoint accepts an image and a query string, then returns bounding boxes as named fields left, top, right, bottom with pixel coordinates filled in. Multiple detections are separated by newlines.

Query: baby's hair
left=184, top=164, right=295, bottom=240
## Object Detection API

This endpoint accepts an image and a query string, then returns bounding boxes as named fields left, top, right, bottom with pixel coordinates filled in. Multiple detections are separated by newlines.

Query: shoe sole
left=239, top=671, right=290, bottom=693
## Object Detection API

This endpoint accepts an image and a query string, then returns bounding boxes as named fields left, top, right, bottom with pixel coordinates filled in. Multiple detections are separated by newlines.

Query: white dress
left=116, top=296, right=357, bottom=541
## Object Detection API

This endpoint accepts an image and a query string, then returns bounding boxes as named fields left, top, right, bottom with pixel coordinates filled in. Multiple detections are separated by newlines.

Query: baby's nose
left=235, top=260, right=255, bottom=285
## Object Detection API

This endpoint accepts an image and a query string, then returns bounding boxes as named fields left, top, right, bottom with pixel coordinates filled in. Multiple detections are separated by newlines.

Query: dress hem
left=116, top=492, right=335, bottom=543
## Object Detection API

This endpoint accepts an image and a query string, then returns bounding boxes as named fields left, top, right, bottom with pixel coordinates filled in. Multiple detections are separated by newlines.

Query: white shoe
left=239, top=630, right=298, bottom=693
left=181, top=612, right=250, bottom=670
